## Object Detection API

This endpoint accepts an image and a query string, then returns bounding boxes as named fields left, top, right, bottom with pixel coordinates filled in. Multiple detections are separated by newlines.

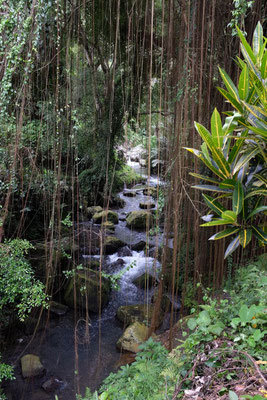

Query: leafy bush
left=79, top=255, right=266, bottom=399
left=0, top=239, right=49, bottom=386
left=186, top=22, right=267, bottom=258
left=0, top=239, right=48, bottom=321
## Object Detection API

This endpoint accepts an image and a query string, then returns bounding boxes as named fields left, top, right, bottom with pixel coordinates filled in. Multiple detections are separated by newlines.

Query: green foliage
left=0, top=239, right=48, bottom=321
left=186, top=22, right=267, bottom=258
left=228, top=1, right=254, bottom=35
left=96, top=338, right=173, bottom=400
left=0, top=239, right=49, bottom=387
left=101, top=261, right=135, bottom=291
left=81, top=256, right=266, bottom=399
left=0, top=356, right=14, bottom=384
left=113, top=164, right=143, bottom=191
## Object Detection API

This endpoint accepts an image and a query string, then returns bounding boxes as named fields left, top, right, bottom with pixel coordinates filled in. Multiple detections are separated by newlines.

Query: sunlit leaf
left=192, top=185, right=231, bottom=193
left=252, top=21, right=263, bottom=56
left=224, top=235, right=240, bottom=258
left=252, top=225, right=267, bottom=244
left=209, top=227, right=240, bottom=240
left=202, top=194, right=226, bottom=216
left=217, top=87, right=243, bottom=114
left=233, top=147, right=260, bottom=175
left=239, top=229, right=252, bottom=248
left=236, top=26, right=256, bottom=64
left=221, top=210, right=237, bottom=222
left=189, top=173, right=220, bottom=185
left=238, top=64, right=249, bottom=100
left=233, top=181, right=244, bottom=215
left=211, top=108, right=223, bottom=147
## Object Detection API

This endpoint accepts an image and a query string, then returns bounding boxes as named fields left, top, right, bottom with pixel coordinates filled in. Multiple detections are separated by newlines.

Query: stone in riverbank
left=123, top=190, right=137, bottom=197
left=126, top=211, right=153, bottom=229
left=93, top=210, right=119, bottom=224
left=116, top=322, right=149, bottom=353
left=101, top=221, right=115, bottom=232
left=143, top=187, right=157, bottom=196
left=117, top=304, right=162, bottom=328
left=139, top=201, right=155, bottom=209
left=21, top=354, right=45, bottom=378
left=64, top=268, right=110, bottom=313
left=87, top=206, right=103, bottom=219
left=50, top=301, right=69, bottom=316
left=104, top=236, right=125, bottom=254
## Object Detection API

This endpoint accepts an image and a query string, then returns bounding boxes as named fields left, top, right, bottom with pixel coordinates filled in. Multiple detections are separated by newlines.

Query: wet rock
left=101, top=221, right=115, bottom=232
left=126, top=211, right=153, bottom=229
left=139, top=159, right=146, bottom=167
left=42, top=376, right=65, bottom=393
left=110, top=195, right=126, bottom=208
left=87, top=206, right=103, bottom=219
left=117, top=304, right=162, bottom=328
left=148, top=246, right=157, bottom=258
left=93, top=210, right=119, bottom=224
left=108, top=258, right=125, bottom=272
left=143, top=187, right=157, bottom=196
left=117, top=246, right=132, bottom=257
left=133, top=273, right=156, bottom=289
left=116, top=322, right=149, bottom=353
left=50, top=301, right=69, bottom=316
left=131, top=240, right=147, bottom=251
left=64, top=268, right=110, bottom=313
left=119, top=216, right=126, bottom=222
left=130, top=155, right=139, bottom=162
left=123, top=190, right=137, bottom=197
left=21, top=354, right=45, bottom=378
left=139, top=201, right=155, bottom=209
left=104, top=236, right=125, bottom=254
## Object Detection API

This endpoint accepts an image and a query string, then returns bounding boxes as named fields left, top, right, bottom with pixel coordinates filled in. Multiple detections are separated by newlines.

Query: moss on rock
left=93, top=210, right=119, bottom=224
left=126, top=211, right=153, bottom=229
left=64, top=268, right=110, bottom=313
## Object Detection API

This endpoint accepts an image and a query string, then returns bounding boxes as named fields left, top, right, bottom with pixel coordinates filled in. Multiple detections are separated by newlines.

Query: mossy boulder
left=139, top=201, right=155, bottom=209
left=64, top=268, right=110, bottom=313
left=116, top=322, right=149, bottom=353
left=101, top=221, right=115, bottom=232
left=143, top=187, right=157, bottom=196
left=123, top=190, right=137, bottom=197
left=126, top=211, right=153, bottom=229
left=104, top=236, right=125, bottom=254
left=87, top=206, right=103, bottom=219
left=93, top=210, right=119, bottom=224
left=21, top=354, right=45, bottom=378
left=117, top=304, right=162, bottom=328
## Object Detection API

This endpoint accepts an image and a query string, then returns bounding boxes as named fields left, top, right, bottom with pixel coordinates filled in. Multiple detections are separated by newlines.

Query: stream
left=4, top=160, right=168, bottom=400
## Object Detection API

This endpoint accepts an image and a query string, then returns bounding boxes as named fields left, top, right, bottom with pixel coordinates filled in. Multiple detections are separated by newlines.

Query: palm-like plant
left=186, top=22, right=266, bottom=258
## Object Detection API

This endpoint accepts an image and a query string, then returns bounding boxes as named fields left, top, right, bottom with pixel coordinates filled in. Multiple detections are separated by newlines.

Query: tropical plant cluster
left=186, top=22, right=267, bottom=258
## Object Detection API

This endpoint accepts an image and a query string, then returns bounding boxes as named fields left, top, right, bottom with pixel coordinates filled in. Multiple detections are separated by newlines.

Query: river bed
left=3, top=160, right=166, bottom=399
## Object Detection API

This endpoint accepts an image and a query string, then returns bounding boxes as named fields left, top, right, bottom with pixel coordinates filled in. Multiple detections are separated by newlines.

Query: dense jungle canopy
left=0, top=1, right=266, bottom=399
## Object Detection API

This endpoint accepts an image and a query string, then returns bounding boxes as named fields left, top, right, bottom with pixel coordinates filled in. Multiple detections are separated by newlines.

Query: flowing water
left=4, top=160, right=165, bottom=400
